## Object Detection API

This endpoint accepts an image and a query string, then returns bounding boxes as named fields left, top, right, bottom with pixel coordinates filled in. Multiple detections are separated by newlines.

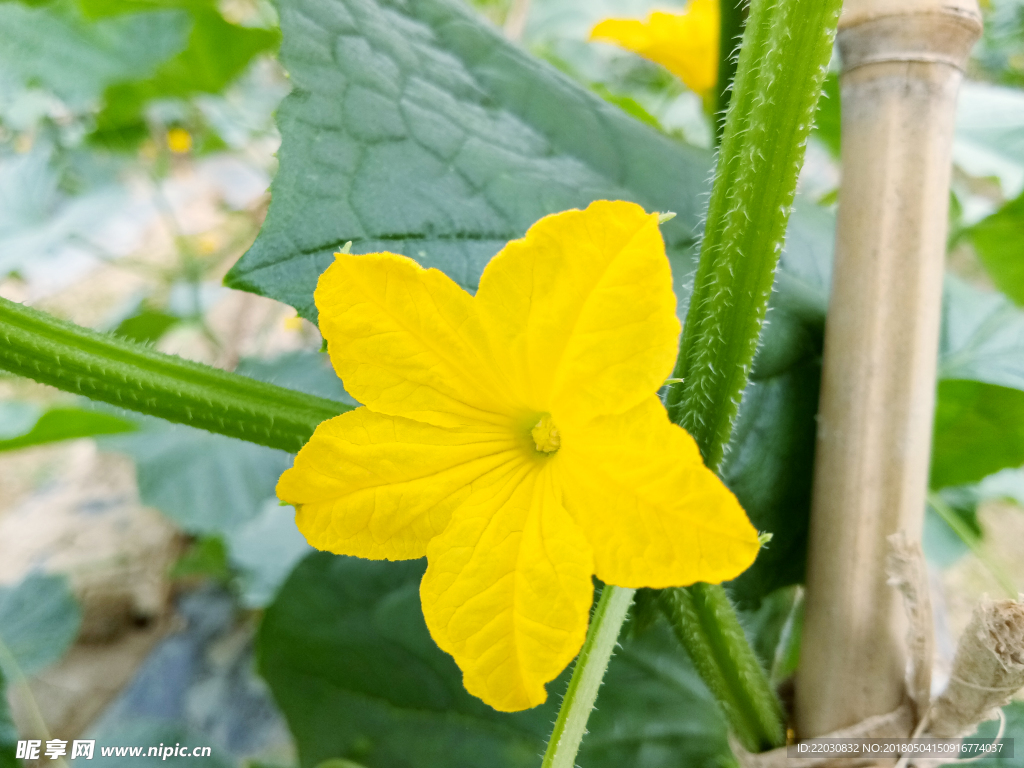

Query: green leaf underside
left=258, top=554, right=730, bottom=768
left=0, top=297, right=350, bottom=454
left=0, top=574, right=81, bottom=678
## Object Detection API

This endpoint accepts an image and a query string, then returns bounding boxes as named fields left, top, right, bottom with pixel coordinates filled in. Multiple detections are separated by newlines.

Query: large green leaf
left=0, top=573, right=81, bottom=678
left=969, top=191, right=1024, bottom=306
left=224, top=0, right=711, bottom=321
left=258, top=554, right=730, bottom=768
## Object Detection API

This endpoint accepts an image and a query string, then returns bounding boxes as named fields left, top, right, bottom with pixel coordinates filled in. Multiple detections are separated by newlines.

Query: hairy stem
left=0, top=297, right=348, bottom=453
left=715, top=0, right=746, bottom=140
left=666, top=0, right=841, bottom=466
left=661, top=0, right=842, bottom=753
left=542, top=585, right=636, bottom=768
left=661, top=584, right=784, bottom=751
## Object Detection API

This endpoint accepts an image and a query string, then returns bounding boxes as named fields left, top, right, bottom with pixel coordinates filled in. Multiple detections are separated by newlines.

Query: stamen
left=531, top=414, right=561, bottom=454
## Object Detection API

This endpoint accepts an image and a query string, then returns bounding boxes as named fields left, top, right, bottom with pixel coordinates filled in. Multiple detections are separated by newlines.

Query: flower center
left=531, top=414, right=561, bottom=454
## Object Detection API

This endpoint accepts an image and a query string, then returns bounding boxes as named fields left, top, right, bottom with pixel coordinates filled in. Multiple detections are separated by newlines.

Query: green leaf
left=0, top=403, right=136, bottom=452
left=931, top=379, right=1024, bottom=489
left=0, top=668, right=16, bottom=768
left=258, top=554, right=730, bottom=768
left=113, top=309, right=181, bottom=344
left=968, top=702, right=1024, bottom=768
left=0, top=573, right=81, bottom=678
left=723, top=359, right=820, bottom=607
left=103, top=417, right=291, bottom=534
left=969, top=191, right=1024, bottom=306
left=812, top=72, right=840, bottom=158
left=954, top=82, right=1024, bottom=196
left=224, top=0, right=711, bottom=321
left=0, top=1, right=190, bottom=105
left=91, top=8, right=279, bottom=146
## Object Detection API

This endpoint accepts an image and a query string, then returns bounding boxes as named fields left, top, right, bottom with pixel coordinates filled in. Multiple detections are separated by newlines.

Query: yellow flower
left=590, top=0, right=719, bottom=98
left=167, top=127, right=193, bottom=154
left=277, top=200, right=759, bottom=712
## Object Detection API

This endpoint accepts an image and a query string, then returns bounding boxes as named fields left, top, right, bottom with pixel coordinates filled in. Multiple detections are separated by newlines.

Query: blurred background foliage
left=1, top=0, right=1024, bottom=766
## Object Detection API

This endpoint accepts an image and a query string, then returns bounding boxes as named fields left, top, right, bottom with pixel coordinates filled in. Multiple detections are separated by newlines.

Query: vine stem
left=541, top=585, right=635, bottom=768
left=0, top=296, right=348, bottom=452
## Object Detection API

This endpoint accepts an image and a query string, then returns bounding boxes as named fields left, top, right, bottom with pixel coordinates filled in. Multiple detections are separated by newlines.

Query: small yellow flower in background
left=277, top=200, right=759, bottom=712
left=167, top=127, right=193, bottom=154
left=590, top=0, right=719, bottom=98
left=282, top=313, right=305, bottom=332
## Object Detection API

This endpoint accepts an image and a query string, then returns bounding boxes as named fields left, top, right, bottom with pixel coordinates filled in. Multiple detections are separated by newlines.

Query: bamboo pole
left=795, top=0, right=982, bottom=738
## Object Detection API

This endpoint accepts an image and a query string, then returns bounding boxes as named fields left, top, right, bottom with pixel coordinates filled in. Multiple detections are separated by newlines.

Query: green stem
left=0, top=297, right=349, bottom=452
left=667, top=0, right=841, bottom=466
left=714, top=0, right=746, bottom=141
left=541, top=585, right=635, bottom=768
left=927, top=492, right=1017, bottom=598
left=661, top=0, right=842, bottom=753
left=660, top=584, right=784, bottom=752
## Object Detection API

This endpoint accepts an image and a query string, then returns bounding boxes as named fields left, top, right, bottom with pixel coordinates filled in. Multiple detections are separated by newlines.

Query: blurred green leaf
left=90, top=8, right=279, bottom=148
left=954, top=82, right=1024, bottom=197
left=0, top=403, right=136, bottom=452
left=812, top=71, right=840, bottom=157
left=923, top=485, right=983, bottom=567
left=235, top=350, right=356, bottom=404
left=970, top=191, right=1024, bottom=306
left=0, top=573, right=81, bottom=678
left=259, top=554, right=730, bottom=768
left=939, top=276, right=1024, bottom=391
left=723, top=360, right=819, bottom=607
left=0, top=1, right=190, bottom=105
left=969, top=701, right=1024, bottom=768
left=170, top=535, right=232, bottom=582
left=0, top=668, right=15, bottom=768
left=931, top=379, right=1024, bottom=489
left=103, top=417, right=291, bottom=534
left=112, top=308, right=181, bottom=344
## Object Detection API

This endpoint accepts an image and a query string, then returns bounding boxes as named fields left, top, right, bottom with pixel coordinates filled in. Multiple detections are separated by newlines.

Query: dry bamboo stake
left=795, top=0, right=982, bottom=738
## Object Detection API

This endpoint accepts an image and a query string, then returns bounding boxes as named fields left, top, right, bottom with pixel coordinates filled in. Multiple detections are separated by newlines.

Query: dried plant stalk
left=928, top=598, right=1024, bottom=738
left=796, top=0, right=981, bottom=738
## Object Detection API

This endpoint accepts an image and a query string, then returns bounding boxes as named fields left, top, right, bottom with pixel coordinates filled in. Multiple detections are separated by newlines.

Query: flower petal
left=316, top=251, right=513, bottom=428
left=474, top=200, right=680, bottom=423
left=558, top=396, right=760, bottom=587
left=421, top=463, right=594, bottom=711
left=278, top=407, right=520, bottom=560
left=590, top=0, right=719, bottom=97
